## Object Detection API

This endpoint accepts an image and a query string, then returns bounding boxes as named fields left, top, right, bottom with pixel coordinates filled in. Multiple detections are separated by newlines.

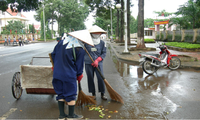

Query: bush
left=184, top=34, right=193, bottom=43
left=174, top=35, right=182, bottom=42
left=196, top=35, right=200, bottom=44
left=167, top=34, right=172, bottom=41
left=160, top=33, right=164, bottom=41
left=156, top=35, right=159, bottom=40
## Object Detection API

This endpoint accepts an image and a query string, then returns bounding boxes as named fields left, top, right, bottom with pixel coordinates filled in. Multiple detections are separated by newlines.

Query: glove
left=91, top=57, right=103, bottom=67
left=77, top=74, right=83, bottom=83
left=51, top=67, right=54, bottom=71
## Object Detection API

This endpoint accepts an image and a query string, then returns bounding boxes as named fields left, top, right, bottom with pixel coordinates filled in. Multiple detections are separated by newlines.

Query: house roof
left=6, top=8, right=26, bottom=18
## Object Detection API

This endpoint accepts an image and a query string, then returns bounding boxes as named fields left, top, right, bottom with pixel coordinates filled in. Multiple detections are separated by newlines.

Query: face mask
left=91, top=34, right=101, bottom=45
left=91, top=34, right=101, bottom=39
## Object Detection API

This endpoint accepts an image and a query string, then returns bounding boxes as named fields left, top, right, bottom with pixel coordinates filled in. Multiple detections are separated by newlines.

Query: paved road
left=0, top=41, right=200, bottom=119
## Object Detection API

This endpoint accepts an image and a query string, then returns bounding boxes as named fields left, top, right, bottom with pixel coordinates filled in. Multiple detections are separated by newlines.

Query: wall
left=155, top=29, right=200, bottom=43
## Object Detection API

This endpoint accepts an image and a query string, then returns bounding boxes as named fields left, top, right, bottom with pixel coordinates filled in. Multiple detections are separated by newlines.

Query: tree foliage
left=1, top=20, right=25, bottom=34
left=0, top=0, right=41, bottom=12
left=29, top=24, right=36, bottom=34
left=144, top=18, right=154, bottom=28
left=35, top=0, right=89, bottom=36
left=175, top=0, right=200, bottom=29
left=153, top=10, right=173, bottom=17
left=130, top=16, right=137, bottom=33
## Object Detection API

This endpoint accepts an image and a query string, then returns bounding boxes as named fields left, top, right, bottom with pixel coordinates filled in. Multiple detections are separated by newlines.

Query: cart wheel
left=12, top=72, right=23, bottom=99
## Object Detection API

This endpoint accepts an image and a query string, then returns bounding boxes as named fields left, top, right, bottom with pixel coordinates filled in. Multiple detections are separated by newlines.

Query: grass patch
left=165, top=42, right=200, bottom=49
left=144, top=39, right=155, bottom=43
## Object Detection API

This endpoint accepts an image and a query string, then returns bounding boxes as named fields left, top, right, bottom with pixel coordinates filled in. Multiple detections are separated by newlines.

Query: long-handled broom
left=83, top=47, right=124, bottom=104
left=48, top=53, right=96, bottom=106
left=76, top=83, right=96, bottom=106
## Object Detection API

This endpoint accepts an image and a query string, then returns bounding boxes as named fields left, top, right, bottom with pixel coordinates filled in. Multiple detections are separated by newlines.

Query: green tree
left=144, top=18, right=155, bottom=28
left=2, top=20, right=25, bottom=34
left=29, top=24, right=36, bottom=34
left=153, top=10, right=173, bottom=17
left=40, top=10, right=44, bottom=39
left=0, top=0, right=41, bottom=12
left=169, top=17, right=192, bottom=30
left=175, top=0, right=200, bottom=28
left=130, top=16, right=137, bottom=33
left=35, top=0, right=89, bottom=36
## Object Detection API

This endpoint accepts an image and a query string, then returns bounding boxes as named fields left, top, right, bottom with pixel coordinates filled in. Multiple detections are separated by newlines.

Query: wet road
left=0, top=41, right=200, bottom=119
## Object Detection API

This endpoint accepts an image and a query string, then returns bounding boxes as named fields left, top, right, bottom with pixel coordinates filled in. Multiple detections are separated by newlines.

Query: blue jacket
left=51, top=40, right=85, bottom=81
left=84, top=40, right=106, bottom=65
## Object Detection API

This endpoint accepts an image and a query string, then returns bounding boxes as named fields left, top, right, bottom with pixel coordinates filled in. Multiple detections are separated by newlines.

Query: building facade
left=0, top=8, right=29, bottom=33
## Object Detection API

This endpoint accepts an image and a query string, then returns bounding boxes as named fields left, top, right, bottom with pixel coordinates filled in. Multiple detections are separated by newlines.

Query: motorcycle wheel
left=168, top=57, right=181, bottom=70
left=142, top=60, right=157, bottom=75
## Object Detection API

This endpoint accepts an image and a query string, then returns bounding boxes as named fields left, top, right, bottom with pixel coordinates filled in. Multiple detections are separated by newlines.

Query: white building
left=0, top=8, right=29, bottom=33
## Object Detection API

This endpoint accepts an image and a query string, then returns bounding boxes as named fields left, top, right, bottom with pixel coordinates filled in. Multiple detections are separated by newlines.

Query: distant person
left=18, top=37, right=22, bottom=46
left=21, top=37, right=24, bottom=46
left=4, top=37, right=8, bottom=46
left=13, top=36, right=17, bottom=45
left=24, top=37, right=28, bottom=44
left=8, top=36, right=11, bottom=45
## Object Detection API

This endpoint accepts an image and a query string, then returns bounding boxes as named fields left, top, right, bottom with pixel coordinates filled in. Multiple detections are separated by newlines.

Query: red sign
left=154, top=20, right=169, bottom=25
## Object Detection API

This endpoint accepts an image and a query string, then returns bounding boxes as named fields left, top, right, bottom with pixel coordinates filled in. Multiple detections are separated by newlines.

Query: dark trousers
left=4, top=41, right=8, bottom=46
left=85, top=64, right=105, bottom=94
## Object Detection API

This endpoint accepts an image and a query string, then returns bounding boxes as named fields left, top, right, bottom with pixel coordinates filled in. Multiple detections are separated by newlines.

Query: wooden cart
left=12, top=57, right=56, bottom=99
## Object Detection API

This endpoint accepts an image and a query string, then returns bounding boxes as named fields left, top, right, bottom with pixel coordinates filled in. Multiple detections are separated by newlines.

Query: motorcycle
left=138, top=41, right=181, bottom=75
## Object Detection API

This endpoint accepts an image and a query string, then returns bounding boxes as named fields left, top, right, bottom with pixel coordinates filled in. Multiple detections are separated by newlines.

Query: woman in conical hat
left=51, top=30, right=92, bottom=120
left=84, top=25, right=108, bottom=100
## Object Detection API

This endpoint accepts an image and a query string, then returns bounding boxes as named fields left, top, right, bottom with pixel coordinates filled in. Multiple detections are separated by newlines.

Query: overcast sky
left=22, top=0, right=189, bottom=30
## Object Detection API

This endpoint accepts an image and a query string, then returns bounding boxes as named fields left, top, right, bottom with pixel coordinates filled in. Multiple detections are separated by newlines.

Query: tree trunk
left=120, top=0, right=124, bottom=42
left=136, top=0, right=146, bottom=48
left=127, top=0, right=130, bottom=44
left=116, top=0, right=120, bottom=41
left=51, top=11, right=53, bottom=38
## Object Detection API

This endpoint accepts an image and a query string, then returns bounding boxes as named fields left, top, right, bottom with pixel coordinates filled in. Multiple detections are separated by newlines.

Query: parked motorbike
left=138, top=41, right=181, bottom=75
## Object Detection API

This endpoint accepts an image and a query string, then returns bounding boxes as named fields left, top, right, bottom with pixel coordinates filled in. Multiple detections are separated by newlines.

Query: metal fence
left=198, top=29, right=200, bottom=36
left=175, top=30, right=181, bottom=35
left=185, top=29, right=194, bottom=35
left=168, top=31, right=173, bottom=35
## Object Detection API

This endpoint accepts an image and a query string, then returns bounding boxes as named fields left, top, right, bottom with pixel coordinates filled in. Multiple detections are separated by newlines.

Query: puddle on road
left=109, top=50, right=179, bottom=119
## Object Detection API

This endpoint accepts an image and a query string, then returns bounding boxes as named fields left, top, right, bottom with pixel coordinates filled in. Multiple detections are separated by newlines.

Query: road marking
left=0, top=108, right=17, bottom=120
left=0, top=47, right=41, bottom=57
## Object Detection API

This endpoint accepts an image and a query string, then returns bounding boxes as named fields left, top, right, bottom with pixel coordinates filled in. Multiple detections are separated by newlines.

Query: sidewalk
left=107, top=42, right=200, bottom=70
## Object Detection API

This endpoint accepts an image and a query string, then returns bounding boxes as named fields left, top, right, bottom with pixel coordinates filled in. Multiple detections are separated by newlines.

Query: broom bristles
left=76, top=90, right=96, bottom=106
left=104, top=79, right=124, bottom=104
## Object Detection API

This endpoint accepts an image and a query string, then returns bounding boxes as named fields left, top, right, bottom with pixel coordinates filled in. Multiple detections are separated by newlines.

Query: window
left=145, top=30, right=153, bottom=36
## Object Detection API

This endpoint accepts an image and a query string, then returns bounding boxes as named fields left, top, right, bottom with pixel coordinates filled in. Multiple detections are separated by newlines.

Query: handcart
left=12, top=56, right=56, bottom=99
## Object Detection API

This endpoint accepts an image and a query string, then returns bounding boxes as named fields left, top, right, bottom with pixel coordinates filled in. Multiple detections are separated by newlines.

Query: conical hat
left=88, top=25, right=107, bottom=33
left=67, top=30, right=94, bottom=46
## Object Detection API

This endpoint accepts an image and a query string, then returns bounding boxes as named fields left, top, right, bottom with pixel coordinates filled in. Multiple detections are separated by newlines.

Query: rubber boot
left=58, top=101, right=66, bottom=119
left=67, top=105, right=83, bottom=119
